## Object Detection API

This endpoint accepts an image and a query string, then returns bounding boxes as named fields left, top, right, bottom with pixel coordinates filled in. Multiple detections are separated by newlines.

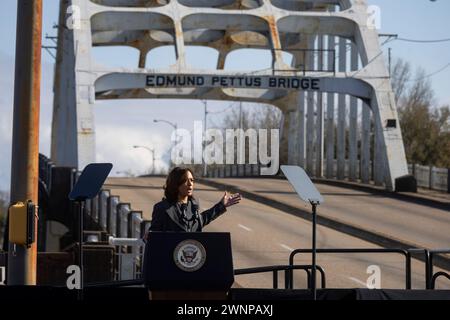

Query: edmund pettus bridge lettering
left=145, top=74, right=321, bottom=91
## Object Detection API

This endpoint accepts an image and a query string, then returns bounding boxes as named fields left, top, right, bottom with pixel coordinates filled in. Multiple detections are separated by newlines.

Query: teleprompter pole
left=311, top=201, right=318, bottom=300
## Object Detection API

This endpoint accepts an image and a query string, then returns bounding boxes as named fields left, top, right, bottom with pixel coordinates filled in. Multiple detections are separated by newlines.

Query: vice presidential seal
left=174, top=239, right=206, bottom=272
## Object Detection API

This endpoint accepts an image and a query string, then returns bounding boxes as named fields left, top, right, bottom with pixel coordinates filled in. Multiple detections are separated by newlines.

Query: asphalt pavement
left=104, top=177, right=450, bottom=290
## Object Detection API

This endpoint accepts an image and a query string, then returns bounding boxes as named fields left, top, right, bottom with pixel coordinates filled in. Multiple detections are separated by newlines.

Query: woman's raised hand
left=221, top=191, right=242, bottom=208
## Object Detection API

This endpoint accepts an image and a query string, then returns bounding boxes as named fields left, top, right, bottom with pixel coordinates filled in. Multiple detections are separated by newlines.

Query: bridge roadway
left=104, top=177, right=450, bottom=290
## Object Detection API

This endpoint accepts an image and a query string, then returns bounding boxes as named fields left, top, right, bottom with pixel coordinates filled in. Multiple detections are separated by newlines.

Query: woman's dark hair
left=164, top=167, right=194, bottom=203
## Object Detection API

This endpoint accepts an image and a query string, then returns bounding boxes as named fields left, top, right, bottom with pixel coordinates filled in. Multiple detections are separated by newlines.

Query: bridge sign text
left=145, top=74, right=321, bottom=91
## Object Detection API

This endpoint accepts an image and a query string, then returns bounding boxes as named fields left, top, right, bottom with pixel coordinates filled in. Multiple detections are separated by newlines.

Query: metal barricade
left=431, top=272, right=450, bottom=289
left=108, top=236, right=145, bottom=281
left=235, top=265, right=326, bottom=289
left=288, top=248, right=412, bottom=289
left=426, top=249, right=450, bottom=289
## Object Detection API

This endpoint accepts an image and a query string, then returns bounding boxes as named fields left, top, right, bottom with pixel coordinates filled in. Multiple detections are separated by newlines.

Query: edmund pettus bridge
left=1, top=0, right=450, bottom=301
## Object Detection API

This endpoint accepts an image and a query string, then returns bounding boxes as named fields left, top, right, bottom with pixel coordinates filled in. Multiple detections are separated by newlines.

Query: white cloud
left=95, top=123, right=171, bottom=176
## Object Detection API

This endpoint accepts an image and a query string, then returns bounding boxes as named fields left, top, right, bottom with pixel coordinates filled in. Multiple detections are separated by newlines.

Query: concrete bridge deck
left=200, top=177, right=450, bottom=251
left=104, top=177, right=450, bottom=290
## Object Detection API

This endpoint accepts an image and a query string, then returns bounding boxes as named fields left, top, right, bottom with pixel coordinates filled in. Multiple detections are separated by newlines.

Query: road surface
left=104, top=177, right=450, bottom=290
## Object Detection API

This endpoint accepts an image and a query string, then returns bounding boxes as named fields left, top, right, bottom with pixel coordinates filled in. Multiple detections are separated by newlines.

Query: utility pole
left=8, top=0, right=43, bottom=285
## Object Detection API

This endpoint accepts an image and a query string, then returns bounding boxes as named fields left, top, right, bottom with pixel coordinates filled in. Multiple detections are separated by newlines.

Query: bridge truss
left=52, top=0, right=409, bottom=190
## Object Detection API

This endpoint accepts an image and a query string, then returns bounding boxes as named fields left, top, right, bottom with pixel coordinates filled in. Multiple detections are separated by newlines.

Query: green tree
left=392, top=59, right=450, bottom=167
left=222, top=103, right=281, bottom=131
left=221, top=103, right=282, bottom=165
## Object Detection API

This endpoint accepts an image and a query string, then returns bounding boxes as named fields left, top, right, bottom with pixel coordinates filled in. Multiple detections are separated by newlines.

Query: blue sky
left=0, top=0, right=449, bottom=191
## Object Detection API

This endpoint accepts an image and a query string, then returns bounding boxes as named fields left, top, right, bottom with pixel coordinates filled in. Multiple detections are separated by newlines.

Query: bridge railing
left=288, top=248, right=412, bottom=289
left=36, top=154, right=153, bottom=284
left=408, top=164, right=449, bottom=192
left=234, top=264, right=326, bottom=290
left=96, top=243, right=450, bottom=290
left=205, top=162, right=450, bottom=193
left=108, top=237, right=145, bottom=281
left=426, top=249, right=450, bottom=289
left=431, top=272, right=450, bottom=289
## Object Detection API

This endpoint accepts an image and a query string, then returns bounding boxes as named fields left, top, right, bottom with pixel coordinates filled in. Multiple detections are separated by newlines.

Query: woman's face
left=178, top=171, right=194, bottom=199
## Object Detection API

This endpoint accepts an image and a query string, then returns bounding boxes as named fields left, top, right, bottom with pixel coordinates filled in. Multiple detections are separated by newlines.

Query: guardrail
left=108, top=237, right=145, bottom=281
left=288, top=248, right=412, bottom=289
left=426, top=249, right=450, bottom=289
left=235, top=265, right=326, bottom=289
left=206, top=162, right=450, bottom=193
left=408, top=164, right=449, bottom=193
left=431, top=272, right=450, bottom=289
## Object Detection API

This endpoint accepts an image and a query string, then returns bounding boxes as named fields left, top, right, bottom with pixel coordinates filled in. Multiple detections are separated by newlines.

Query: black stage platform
left=0, top=287, right=449, bottom=302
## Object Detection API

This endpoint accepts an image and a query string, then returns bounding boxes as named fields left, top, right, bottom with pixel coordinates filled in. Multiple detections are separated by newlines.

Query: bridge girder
left=52, top=0, right=408, bottom=190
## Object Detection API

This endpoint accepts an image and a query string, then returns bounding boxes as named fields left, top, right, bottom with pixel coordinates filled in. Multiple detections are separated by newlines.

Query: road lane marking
left=280, top=244, right=295, bottom=252
left=348, top=276, right=367, bottom=288
left=238, top=224, right=252, bottom=232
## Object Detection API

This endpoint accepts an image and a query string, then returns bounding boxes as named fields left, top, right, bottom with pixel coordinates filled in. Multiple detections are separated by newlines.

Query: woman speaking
left=149, top=167, right=241, bottom=232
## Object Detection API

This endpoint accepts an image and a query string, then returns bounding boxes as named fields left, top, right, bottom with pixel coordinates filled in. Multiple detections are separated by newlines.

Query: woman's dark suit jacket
left=149, top=197, right=227, bottom=232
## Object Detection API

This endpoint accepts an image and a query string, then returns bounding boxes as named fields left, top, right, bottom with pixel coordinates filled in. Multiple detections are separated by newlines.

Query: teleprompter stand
left=281, top=165, right=324, bottom=301
left=69, top=163, right=112, bottom=299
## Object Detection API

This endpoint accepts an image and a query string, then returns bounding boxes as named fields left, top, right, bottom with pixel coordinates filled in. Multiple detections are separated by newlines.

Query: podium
left=143, top=232, right=234, bottom=300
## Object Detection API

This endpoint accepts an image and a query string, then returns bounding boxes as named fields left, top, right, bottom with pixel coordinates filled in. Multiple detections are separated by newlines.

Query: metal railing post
left=289, top=248, right=410, bottom=289
left=425, top=249, right=431, bottom=289
left=447, top=168, right=450, bottom=193
left=235, top=265, right=324, bottom=290
left=273, top=271, right=278, bottom=289
left=406, top=251, right=412, bottom=289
